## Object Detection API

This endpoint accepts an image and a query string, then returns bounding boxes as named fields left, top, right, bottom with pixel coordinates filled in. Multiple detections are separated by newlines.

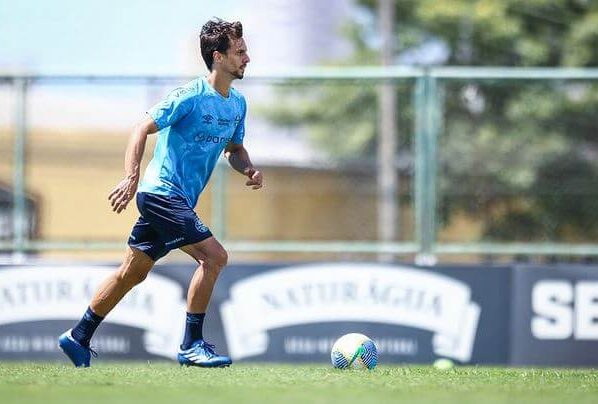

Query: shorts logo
left=165, top=236, right=185, bottom=247
left=195, top=218, right=209, bottom=233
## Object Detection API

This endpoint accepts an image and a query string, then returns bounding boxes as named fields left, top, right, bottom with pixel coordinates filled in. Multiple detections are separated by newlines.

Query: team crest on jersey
left=195, top=218, right=209, bottom=233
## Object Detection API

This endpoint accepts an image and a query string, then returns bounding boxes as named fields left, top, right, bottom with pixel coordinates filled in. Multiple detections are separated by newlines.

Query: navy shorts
left=128, top=192, right=213, bottom=261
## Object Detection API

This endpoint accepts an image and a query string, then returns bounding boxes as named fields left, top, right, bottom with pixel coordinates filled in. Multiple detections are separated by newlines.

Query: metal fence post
left=211, top=160, right=227, bottom=241
left=414, top=76, right=425, bottom=256
left=414, top=73, right=439, bottom=265
left=377, top=0, right=398, bottom=261
left=12, top=77, right=28, bottom=262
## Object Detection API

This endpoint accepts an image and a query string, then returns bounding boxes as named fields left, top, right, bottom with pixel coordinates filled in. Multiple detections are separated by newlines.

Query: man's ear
left=213, top=51, right=222, bottom=65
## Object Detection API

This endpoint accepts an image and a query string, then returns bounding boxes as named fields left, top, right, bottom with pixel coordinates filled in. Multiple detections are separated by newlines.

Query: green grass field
left=1, top=362, right=597, bottom=404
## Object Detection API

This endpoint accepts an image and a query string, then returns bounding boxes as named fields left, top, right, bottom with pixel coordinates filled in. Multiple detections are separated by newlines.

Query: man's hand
left=108, top=177, right=138, bottom=213
left=244, top=168, right=263, bottom=190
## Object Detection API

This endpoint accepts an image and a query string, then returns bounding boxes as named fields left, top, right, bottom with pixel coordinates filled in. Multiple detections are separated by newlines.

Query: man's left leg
left=177, top=236, right=231, bottom=367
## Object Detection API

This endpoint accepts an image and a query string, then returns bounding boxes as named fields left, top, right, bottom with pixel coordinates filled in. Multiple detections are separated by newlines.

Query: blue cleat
left=177, top=340, right=232, bottom=368
left=58, top=329, right=97, bottom=368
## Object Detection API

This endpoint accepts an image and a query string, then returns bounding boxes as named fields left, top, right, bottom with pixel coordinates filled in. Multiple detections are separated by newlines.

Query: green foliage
left=257, top=82, right=379, bottom=158
left=259, top=0, right=598, bottom=243
left=257, top=81, right=415, bottom=160
left=411, top=0, right=594, bottom=66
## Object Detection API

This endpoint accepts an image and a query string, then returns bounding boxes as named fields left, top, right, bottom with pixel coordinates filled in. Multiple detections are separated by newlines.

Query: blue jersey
left=138, top=77, right=246, bottom=207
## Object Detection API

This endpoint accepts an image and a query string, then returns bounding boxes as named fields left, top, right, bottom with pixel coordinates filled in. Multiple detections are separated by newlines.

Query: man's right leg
left=59, top=247, right=155, bottom=367
left=89, top=246, right=155, bottom=316
left=175, top=237, right=232, bottom=367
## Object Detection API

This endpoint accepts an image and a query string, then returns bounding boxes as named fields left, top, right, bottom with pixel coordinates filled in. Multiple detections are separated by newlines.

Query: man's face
left=218, top=37, right=250, bottom=79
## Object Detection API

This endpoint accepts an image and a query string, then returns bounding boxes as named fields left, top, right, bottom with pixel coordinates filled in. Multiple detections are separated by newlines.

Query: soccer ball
left=330, top=333, right=378, bottom=370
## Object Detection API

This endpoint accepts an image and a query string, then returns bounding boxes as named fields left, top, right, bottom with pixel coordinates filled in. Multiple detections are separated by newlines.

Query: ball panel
left=360, top=339, right=378, bottom=369
left=331, top=349, right=350, bottom=369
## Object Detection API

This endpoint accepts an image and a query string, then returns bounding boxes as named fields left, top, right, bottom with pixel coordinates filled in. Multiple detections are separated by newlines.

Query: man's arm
left=108, top=116, right=159, bottom=213
left=224, top=143, right=263, bottom=190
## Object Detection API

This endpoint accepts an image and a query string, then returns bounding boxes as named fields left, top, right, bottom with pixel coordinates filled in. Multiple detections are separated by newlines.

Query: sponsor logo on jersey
left=194, top=134, right=232, bottom=144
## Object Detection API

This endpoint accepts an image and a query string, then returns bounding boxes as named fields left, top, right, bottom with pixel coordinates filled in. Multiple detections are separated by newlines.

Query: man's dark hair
left=200, top=18, right=243, bottom=71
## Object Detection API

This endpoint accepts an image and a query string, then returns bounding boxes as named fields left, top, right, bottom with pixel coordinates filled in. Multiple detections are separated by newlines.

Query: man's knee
left=207, top=247, right=228, bottom=269
left=114, top=247, right=154, bottom=286
left=116, top=265, right=148, bottom=286
left=184, top=239, right=228, bottom=269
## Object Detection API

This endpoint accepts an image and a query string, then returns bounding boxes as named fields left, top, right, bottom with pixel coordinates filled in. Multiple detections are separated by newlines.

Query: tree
left=259, top=0, right=598, bottom=243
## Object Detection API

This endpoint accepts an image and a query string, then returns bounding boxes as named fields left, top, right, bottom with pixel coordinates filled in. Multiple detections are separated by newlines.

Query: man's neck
left=206, top=70, right=233, bottom=98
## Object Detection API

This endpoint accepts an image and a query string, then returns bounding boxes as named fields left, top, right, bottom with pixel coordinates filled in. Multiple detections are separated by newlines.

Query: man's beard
left=231, top=65, right=246, bottom=79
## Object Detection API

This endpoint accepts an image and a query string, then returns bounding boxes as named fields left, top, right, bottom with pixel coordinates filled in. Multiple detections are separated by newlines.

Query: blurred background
left=2, top=0, right=598, bottom=367
left=1, top=0, right=598, bottom=264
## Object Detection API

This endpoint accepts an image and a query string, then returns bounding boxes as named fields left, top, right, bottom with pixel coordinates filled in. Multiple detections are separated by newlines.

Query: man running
left=59, top=18, right=262, bottom=368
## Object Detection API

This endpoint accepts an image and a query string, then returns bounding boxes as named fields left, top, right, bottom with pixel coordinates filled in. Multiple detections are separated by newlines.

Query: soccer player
left=58, top=18, right=261, bottom=368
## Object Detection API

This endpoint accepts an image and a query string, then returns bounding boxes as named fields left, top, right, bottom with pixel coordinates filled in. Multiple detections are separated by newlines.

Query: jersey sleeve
left=230, top=96, right=247, bottom=144
left=147, top=86, right=195, bottom=130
